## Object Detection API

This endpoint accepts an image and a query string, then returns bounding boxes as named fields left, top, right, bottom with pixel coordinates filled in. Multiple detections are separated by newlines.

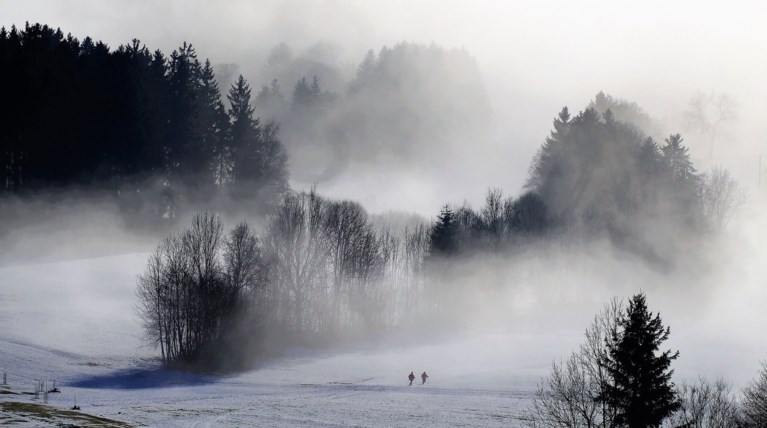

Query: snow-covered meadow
left=0, top=253, right=554, bottom=426
left=1, top=208, right=766, bottom=427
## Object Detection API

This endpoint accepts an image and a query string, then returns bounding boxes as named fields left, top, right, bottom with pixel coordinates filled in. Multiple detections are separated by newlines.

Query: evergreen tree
left=509, top=192, right=548, bottom=234
left=254, top=78, right=286, bottom=122
left=661, top=133, right=702, bottom=227
left=662, top=133, right=696, bottom=184
left=199, top=59, right=229, bottom=188
left=166, top=42, right=204, bottom=184
left=600, top=292, right=680, bottom=428
left=143, top=49, right=171, bottom=176
left=354, top=49, right=376, bottom=88
left=589, top=91, right=660, bottom=138
left=291, top=77, right=313, bottom=108
left=527, top=106, right=570, bottom=192
left=227, top=74, right=259, bottom=189
left=429, top=205, right=459, bottom=256
left=310, top=75, right=321, bottom=98
left=638, top=137, right=661, bottom=176
left=270, top=78, right=283, bottom=100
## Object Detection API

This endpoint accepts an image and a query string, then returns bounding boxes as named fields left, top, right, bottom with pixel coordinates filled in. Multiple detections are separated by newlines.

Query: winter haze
left=1, top=1, right=766, bottom=427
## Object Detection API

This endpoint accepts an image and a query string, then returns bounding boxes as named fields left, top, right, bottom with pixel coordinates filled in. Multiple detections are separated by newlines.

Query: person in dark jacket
left=421, top=371, right=428, bottom=385
left=408, top=371, right=415, bottom=386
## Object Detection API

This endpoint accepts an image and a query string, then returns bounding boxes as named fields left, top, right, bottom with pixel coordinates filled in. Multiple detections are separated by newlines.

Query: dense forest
left=0, top=23, right=288, bottom=217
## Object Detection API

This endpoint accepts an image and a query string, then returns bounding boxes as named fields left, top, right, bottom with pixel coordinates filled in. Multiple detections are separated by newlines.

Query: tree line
left=136, top=98, right=747, bottom=368
left=427, top=105, right=745, bottom=264
left=0, top=23, right=288, bottom=217
left=252, top=42, right=491, bottom=182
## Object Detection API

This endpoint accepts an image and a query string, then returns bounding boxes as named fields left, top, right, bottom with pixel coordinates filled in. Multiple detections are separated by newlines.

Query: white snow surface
left=0, top=253, right=552, bottom=427
left=2, top=247, right=764, bottom=426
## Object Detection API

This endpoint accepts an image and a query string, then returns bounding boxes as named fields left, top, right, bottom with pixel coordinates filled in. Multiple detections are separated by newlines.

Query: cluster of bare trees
left=261, top=190, right=429, bottom=339
left=136, top=213, right=266, bottom=366
left=138, top=191, right=432, bottom=367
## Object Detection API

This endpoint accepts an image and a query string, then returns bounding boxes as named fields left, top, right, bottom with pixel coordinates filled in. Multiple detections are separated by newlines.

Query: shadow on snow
left=69, top=367, right=218, bottom=390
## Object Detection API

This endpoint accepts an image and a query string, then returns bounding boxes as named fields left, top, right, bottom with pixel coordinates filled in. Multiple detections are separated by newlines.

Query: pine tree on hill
left=199, top=59, right=229, bottom=188
left=292, top=77, right=312, bottom=108
left=310, top=75, right=321, bottom=98
left=167, top=42, right=204, bottom=183
left=662, top=133, right=696, bottom=184
left=600, top=292, right=680, bottom=428
left=227, top=74, right=260, bottom=188
left=429, top=205, right=459, bottom=256
left=527, top=106, right=570, bottom=192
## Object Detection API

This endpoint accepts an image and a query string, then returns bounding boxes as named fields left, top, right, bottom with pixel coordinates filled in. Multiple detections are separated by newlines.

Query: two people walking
left=408, top=371, right=428, bottom=386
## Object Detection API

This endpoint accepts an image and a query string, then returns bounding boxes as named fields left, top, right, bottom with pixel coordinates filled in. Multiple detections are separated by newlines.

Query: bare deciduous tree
left=684, top=91, right=738, bottom=158
left=521, top=299, right=622, bottom=428
left=263, top=190, right=330, bottom=333
left=666, top=377, right=740, bottom=428
left=701, top=167, right=747, bottom=230
left=224, top=222, right=266, bottom=295
left=137, top=212, right=265, bottom=367
left=741, top=362, right=767, bottom=427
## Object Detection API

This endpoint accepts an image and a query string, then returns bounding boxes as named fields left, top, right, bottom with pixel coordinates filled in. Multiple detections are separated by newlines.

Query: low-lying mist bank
left=0, top=191, right=156, bottom=266
left=0, top=184, right=283, bottom=266
left=118, top=183, right=764, bottom=381
left=1, top=199, right=764, bottom=384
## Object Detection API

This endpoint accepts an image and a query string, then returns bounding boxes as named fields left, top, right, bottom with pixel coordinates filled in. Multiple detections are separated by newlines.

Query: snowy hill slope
left=0, top=253, right=554, bottom=427
left=2, top=245, right=765, bottom=427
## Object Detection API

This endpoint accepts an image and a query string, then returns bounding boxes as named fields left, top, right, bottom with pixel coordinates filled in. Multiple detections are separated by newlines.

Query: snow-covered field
left=0, top=253, right=558, bottom=427
left=1, top=233, right=765, bottom=426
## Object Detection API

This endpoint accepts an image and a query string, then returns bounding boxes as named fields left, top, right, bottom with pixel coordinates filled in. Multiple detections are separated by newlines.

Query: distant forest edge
left=0, top=23, right=745, bottom=258
left=0, top=23, right=489, bottom=215
left=0, top=23, right=290, bottom=218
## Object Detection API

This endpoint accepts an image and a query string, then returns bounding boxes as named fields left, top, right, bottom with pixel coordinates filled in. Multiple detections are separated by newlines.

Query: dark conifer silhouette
left=600, top=292, right=680, bottom=428
left=429, top=205, right=459, bottom=257
left=0, top=24, right=289, bottom=219
left=227, top=74, right=260, bottom=189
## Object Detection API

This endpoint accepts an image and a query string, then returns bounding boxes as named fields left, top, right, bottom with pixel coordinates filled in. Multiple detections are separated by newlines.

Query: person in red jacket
left=421, top=371, right=428, bottom=385
left=408, top=371, right=415, bottom=386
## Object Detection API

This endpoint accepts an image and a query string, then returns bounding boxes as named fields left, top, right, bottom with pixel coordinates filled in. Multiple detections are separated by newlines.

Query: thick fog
left=2, top=0, right=767, bottom=407
left=5, top=0, right=764, bottom=214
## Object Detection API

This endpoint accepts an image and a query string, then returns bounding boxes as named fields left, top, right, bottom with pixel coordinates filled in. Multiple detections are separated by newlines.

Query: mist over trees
left=253, top=42, right=491, bottom=182
left=424, top=98, right=745, bottom=264
left=138, top=191, right=432, bottom=369
left=8, top=25, right=755, bottom=407
left=131, top=87, right=748, bottom=367
left=0, top=23, right=288, bottom=219
left=1, top=24, right=494, bottom=231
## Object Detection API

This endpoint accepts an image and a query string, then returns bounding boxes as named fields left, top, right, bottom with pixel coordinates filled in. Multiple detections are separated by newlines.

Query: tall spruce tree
left=167, top=42, right=204, bottom=184
left=600, top=292, right=680, bottom=428
left=662, top=134, right=696, bottom=185
left=227, top=75, right=260, bottom=191
left=291, top=77, right=313, bottom=108
left=199, top=59, right=229, bottom=188
left=429, top=205, right=459, bottom=256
